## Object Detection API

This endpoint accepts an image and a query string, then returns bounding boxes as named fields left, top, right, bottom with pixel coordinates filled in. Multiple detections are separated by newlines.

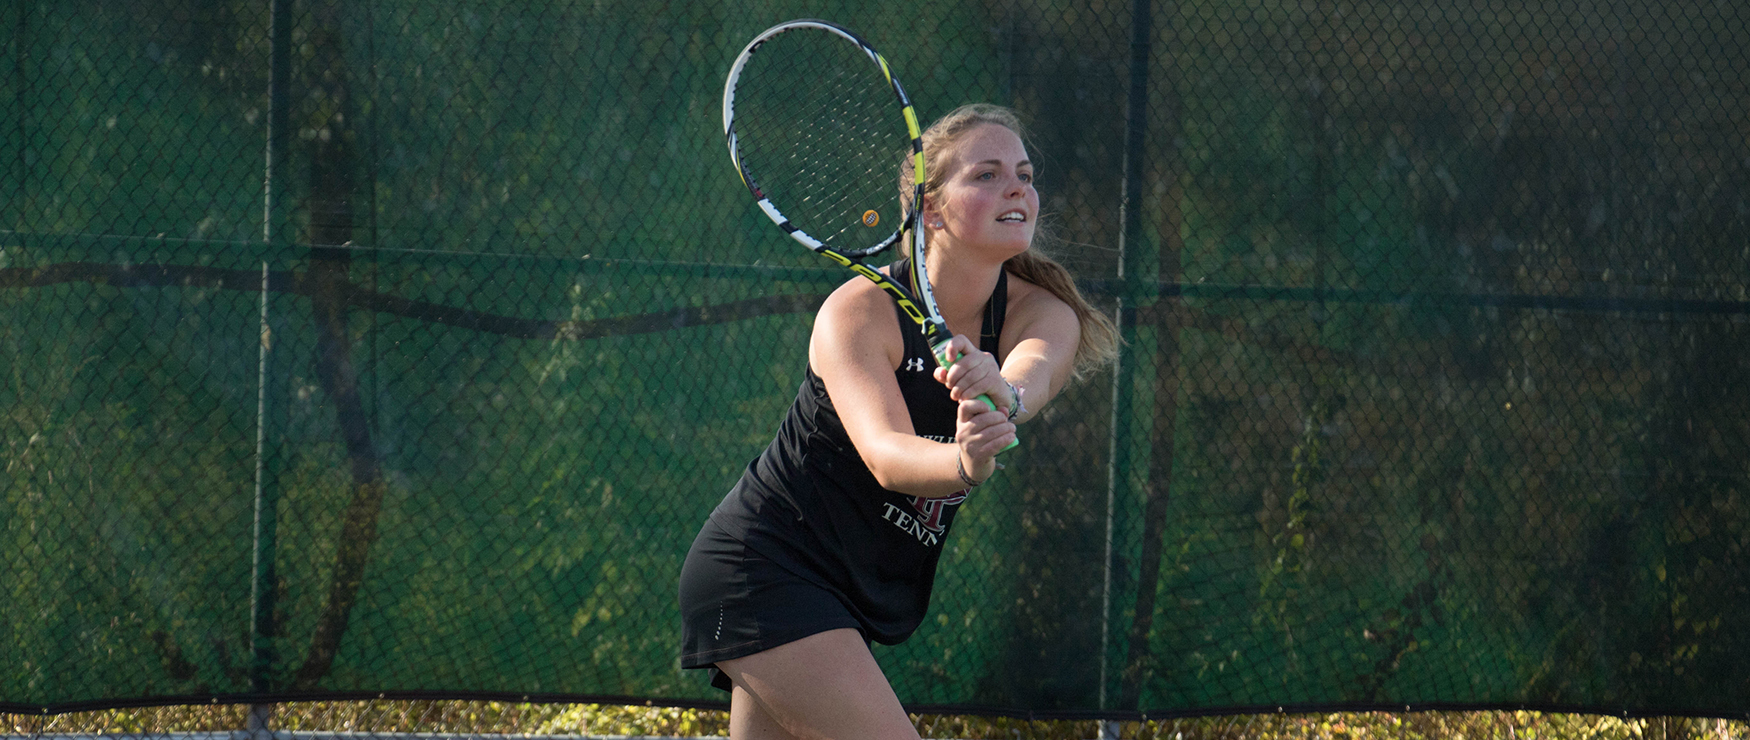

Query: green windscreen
left=4, top=0, right=1748, bottom=720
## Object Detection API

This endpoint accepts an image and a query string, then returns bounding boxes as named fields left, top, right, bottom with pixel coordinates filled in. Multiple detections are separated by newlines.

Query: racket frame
left=723, top=19, right=1009, bottom=426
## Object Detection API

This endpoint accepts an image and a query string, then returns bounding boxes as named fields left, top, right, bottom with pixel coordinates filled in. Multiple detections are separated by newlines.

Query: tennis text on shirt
left=877, top=435, right=969, bottom=546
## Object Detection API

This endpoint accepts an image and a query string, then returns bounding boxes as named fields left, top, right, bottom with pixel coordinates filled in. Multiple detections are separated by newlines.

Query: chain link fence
left=4, top=0, right=1748, bottom=725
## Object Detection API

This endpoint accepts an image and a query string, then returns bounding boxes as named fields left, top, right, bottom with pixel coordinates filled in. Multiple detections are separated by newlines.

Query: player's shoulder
left=812, top=269, right=904, bottom=368
left=1003, top=270, right=1078, bottom=327
left=815, top=270, right=901, bottom=342
left=819, top=268, right=898, bottom=320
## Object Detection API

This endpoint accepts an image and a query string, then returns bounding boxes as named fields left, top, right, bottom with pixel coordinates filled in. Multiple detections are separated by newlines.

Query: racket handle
left=932, top=344, right=1020, bottom=453
left=973, top=393, right=1020, bottom=453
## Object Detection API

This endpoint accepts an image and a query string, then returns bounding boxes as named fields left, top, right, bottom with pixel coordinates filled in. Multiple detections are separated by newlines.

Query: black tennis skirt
left=678, top=518, right=864, bottom=692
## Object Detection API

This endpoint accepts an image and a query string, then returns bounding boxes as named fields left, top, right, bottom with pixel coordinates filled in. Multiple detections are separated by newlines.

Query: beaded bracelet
left=1004, top=380, right=1026, bottom=421
left=956, top=455, right=984, bottom=488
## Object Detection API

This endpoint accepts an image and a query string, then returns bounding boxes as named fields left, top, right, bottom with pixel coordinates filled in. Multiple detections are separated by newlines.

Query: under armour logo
left=905, top=358, right=927, bottom=372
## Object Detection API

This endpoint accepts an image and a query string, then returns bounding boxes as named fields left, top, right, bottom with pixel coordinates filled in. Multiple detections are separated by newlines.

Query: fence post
left=246, top=703, right=274, bottom=740
left=1100, top=0, right=1155, bottom=724
left=250, top=0, right=293, bottom=709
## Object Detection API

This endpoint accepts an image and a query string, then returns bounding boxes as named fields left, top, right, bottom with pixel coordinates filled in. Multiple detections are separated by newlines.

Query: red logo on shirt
left=910, top=493, right=967, bottom=534
left=879, top=492, right=967, bottom=547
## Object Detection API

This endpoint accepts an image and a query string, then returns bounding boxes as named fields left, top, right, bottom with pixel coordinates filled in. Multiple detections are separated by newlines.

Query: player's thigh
left=717, top=628, right=919, bottom=740
left=729, top=685, right=801, bottom=740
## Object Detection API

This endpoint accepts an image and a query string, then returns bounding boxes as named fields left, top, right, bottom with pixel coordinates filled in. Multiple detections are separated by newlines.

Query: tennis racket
left=722, top=19, right=1012, bottom=446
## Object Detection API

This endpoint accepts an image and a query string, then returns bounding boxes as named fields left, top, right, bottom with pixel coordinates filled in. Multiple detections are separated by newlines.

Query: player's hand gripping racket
left=722, top=19, right=1015, bottom=450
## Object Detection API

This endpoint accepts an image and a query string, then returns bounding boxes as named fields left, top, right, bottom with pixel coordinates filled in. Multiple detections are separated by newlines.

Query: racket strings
left=732, top=30, right=911, bottom=251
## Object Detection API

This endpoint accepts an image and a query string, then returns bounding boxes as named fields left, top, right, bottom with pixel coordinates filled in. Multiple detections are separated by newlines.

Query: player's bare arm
left=812, top=276, right=1014, bottom=498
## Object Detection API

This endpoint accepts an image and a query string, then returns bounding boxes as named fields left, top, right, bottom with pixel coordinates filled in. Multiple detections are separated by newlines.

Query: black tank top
left=707, top=260, right=1008, bottom=644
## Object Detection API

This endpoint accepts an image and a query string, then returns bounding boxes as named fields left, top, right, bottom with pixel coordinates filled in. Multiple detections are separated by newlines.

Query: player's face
left=929, top=124, right=1038, bottom=258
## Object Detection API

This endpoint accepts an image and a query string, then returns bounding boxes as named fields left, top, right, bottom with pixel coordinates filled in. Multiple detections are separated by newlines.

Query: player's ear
left=920, top=203, right=944, bottom=230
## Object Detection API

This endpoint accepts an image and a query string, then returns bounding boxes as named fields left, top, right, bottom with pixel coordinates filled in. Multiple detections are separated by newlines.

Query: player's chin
left=974, top=226, right=1033, bottom=253
left=994, top=225, right=1029, bottom=246
left=992, top=232, right=1034, bottom=258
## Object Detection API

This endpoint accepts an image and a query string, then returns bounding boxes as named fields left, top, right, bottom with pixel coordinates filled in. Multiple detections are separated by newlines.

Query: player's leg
left=717, top=628, right=919, bottom=740
left=728, top=684, right=800, bottom=740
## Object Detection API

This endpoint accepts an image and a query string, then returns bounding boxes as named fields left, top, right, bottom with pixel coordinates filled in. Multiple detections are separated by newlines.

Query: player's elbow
left=865, top=461, right=904, bottom=491
left=857, top=443, right=912, bottom=492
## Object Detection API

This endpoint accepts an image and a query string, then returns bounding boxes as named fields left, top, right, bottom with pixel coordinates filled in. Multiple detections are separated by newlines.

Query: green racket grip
left=932, top=343, right=1020, bottom=453
left=974, top=394, right=1020, bottom=453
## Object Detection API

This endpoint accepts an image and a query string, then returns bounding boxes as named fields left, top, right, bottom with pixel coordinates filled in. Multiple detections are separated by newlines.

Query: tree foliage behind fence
left=4, top=0, right=1748, bottom=721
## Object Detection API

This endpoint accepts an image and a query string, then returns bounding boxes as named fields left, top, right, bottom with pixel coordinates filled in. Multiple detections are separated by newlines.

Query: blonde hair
left=901, top=104, right=1119, bottom=380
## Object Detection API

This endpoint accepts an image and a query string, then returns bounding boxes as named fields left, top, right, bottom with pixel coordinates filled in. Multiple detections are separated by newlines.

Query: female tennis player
left=680, top=104, right=1117, bottom=739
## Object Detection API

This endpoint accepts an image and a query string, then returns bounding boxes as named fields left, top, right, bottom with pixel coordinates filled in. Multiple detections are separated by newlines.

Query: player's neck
left=926, top=250, right=1004, bottom=335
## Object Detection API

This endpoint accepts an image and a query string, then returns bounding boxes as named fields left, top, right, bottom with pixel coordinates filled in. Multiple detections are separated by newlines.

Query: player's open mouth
left=997, top=210, right=1028, bottom=223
